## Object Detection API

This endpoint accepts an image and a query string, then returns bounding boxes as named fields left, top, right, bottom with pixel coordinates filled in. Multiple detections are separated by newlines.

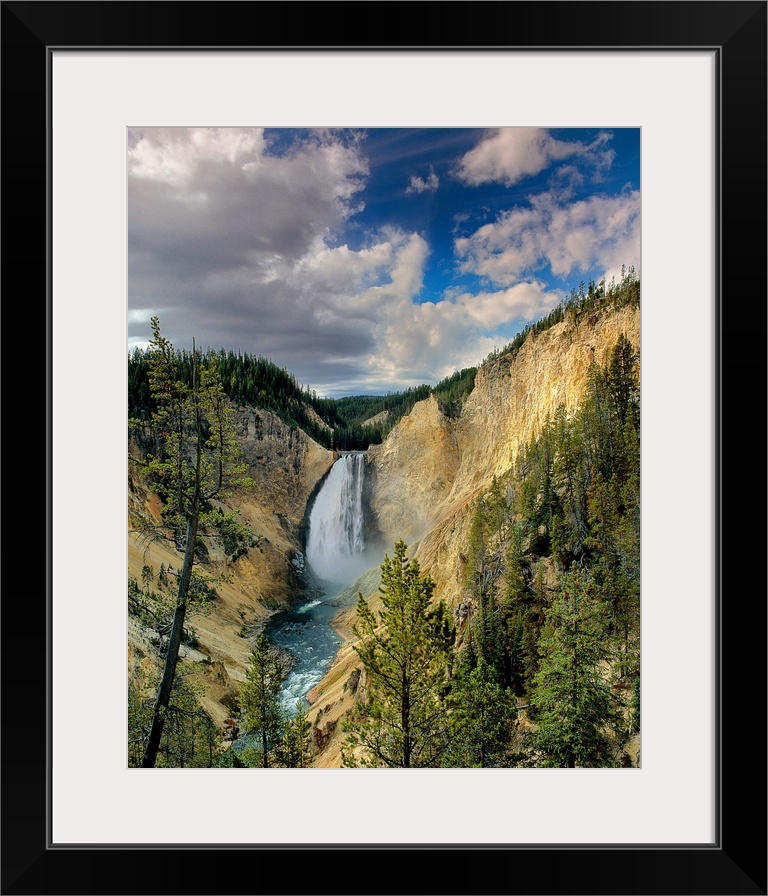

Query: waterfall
left=306, top=452, right=370, bottom=588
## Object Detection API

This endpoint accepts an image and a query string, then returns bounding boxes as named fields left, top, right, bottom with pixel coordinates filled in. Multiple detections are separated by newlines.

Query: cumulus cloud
left=406, top=166, right=439, bottom=195
left=129, top=128, right=446, bottom=393
left=128, top=127, right=271, bottom=187
left=368, top=280, right=561, bottom=388
left=455, top=188, right=640, bottom=286
left=128, top=127, right=636, bottom=397
left=455, top=127, right=614, bottom=187
left=128, top=128, right=371, bottom=353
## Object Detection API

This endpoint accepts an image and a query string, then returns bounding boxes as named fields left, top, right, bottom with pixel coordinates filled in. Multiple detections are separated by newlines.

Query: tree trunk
left=401, top=676, right=410, bottom=768
left=141, top=514, right=198, bottom=768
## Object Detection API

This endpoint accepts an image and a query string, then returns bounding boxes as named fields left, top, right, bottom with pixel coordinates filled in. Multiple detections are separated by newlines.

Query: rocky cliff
left=305, top=302, right=640, bottom=765
left=367, top=304, right=640, bottom=557
left=412, top=303, right=640, bottom=604
left=128, top=406, right=335, bottom=729
left=364, top=394, right=460, bottom=549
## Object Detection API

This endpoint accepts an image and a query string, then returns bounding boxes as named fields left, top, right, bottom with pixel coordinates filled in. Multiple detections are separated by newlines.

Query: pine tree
left=465, top=498, right=492, bottom=596
left=606, top=333, right=639, bottom=430
left=502, top=523, right=529, bottom=694
left=529, top=564, right=623, bottom=767
left=583, top=335, right=640, bottom=680
left=239, top=634, right=286, bottom=768
left=275, top=700, right=313, bottom=768
left=552, top=403, right=588, bottom=557
left=128, top=663, right=220, bottom=768
left=504, top=524, right=527, bottom=608
left=132, top=317, right=253, bottom=768
left=341, top=540, right=452, bottom=768
left=474, top=582, right=507, bottom=687
left=442, top=656, right=517, bottom=767
left=586, top=474, right=640, bottom=680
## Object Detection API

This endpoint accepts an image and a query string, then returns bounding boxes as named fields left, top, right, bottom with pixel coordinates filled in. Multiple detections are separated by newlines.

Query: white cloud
left=368, top=280, right=560, bottom=387
left=128, top=128, right=369, bottom=266
left=298, top=229, right=430, bottom=330
left=455, top=127, right=613, bottom=187
left=128, top=127, right=270, bottom=187
left=128, top=127, right=630, bottom=397
left=127, top=308, right=155, bottom=325
left=455, top=189, right=641, bottom=286
left=406, top=166, right=439, bottom=195
left=128, top=127, right=441, bottom=393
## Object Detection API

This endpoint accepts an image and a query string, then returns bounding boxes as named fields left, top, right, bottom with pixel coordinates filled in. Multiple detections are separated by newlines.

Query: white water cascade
left=306, top=452, right=371, bottom=588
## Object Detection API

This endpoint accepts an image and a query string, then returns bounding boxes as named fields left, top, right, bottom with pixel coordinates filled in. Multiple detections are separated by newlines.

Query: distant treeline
left=484, top=266, right=640, bottom=365
left=128, top=349, right=477, bottom=451
left=332, top=365, right=478, bottom=447
left=128, top=347, right=344, bottom=448
left=128, top=268, right=639, bottom=451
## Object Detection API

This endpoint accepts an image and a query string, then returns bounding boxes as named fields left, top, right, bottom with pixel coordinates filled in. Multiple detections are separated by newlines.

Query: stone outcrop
left=361, top=409, right=391, bottom=430
left=232, top=404, right=335, bottom=540
left=365, top=393, right=459, bottom=550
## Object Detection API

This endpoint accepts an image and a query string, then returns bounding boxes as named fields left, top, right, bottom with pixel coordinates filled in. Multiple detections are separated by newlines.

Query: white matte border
left=52, top=50, right=716, bottom=845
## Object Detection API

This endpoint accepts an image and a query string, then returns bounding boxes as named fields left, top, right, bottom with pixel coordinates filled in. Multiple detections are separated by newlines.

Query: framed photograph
left=4, top=2, right=765, bottom=894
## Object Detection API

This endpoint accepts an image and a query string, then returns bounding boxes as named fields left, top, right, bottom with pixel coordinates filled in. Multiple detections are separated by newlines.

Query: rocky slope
left=367, top=304, right=640, bottom=554
left=128, top=406, right=334, bottom=731
left=304, top=302, right=640, bottom=766
left=364, top=393, right=460, bottom=549
left=412, top=303, right=640, bottom=605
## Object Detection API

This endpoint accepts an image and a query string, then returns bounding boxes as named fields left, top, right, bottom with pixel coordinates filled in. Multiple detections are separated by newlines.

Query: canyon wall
left=127, top=301, right=639, bottom=757
left=127, top=406, right=335, bottom=729
left=306, top=303, right=640, bottom=765
left=361, top=304, right=640, bottom=600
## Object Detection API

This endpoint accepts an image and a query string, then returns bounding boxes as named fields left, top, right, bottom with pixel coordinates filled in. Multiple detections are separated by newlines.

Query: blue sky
left=128, top=127, right=640, bottom=397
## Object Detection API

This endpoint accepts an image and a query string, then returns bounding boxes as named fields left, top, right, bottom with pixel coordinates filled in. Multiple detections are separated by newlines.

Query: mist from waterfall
left=306, top=452, right=373, bottom=590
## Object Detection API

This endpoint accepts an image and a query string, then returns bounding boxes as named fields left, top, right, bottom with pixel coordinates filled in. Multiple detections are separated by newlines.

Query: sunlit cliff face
left=366, top=303, right=641, bottom=586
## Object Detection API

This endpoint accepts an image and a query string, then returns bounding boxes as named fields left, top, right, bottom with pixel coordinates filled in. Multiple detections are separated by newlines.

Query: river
left=262, top=451, right=380, bottom=715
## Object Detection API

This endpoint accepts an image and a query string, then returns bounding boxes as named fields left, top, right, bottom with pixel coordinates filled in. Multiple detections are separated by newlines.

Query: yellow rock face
left=128, top=407, right=335, bottom=722
left=307, top=304, right=640, bottom=765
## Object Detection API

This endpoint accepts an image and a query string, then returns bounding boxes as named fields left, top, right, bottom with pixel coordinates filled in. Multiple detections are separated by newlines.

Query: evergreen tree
left=128, top=663, right=220, bottom=768
left=442, top=656, right=517, bottom=767
left=487, top=474, right=509, bottom=542
left=586, top=473, right=640, bottom=679
left=552, top=403, right=589, bottom=558
left=606, top=333, right=639, bottom=431
left=214, top=747, right=248, bottom=768
left=583, top=335, right=640, bottom=678
left=529, top=564, right=623, bottom=767
left=341, top=540, right=452, bottom=768
left=275, top=700, right=313, bottom=768
left=506, top=607, right=527, bottom=696
left=239, top=633, right=286, bottom=768
left=474, top=582, right=508, bottom=687
left=132, top=317, right=253, bottom=768
left=514, top=560, right=549, bottom=693
left=465, top=498, right=492, bottom=596
left=503, top=523, right=527, bottom=609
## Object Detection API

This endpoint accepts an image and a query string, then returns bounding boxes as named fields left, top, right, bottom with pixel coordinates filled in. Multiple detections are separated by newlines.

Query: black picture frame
left=2, top=2, right=765, bottom=894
